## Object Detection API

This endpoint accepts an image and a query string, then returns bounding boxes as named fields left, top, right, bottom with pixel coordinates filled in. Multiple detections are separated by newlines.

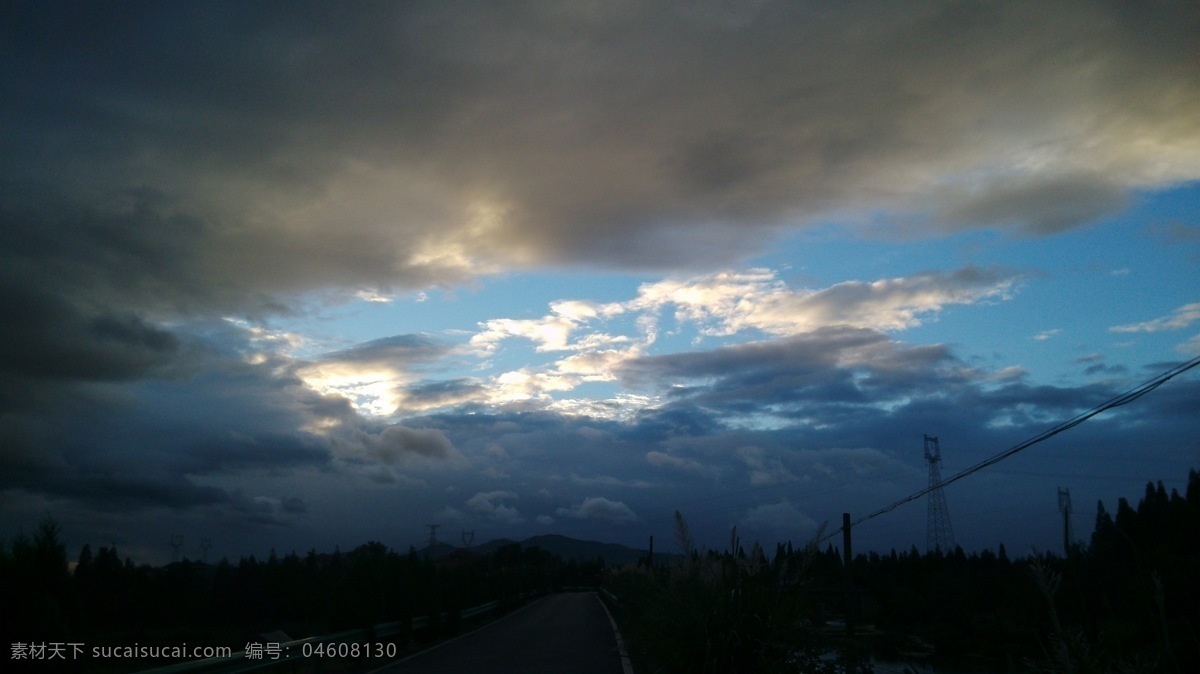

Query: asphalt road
left=374, top=592, right=628, bottom=674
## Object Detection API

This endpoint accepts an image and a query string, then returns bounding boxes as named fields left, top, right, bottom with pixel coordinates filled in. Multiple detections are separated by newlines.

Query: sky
left=2, top=1, right=1198, bottom=566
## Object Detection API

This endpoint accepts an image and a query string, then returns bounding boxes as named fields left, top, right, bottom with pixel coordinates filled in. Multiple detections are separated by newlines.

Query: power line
left=669, top=466, right=920, bottom=523
left=822, top=354, right=1200, bottom=544
left=986, top=468, right=1167, bottom=483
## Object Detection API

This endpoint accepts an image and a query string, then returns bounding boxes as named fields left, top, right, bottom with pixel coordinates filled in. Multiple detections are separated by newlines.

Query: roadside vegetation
left=2, top=469, right=1196, bottom=672
left=604, top=513, right=872, bottom=673
left=603, top=470, right=1198, bottom=673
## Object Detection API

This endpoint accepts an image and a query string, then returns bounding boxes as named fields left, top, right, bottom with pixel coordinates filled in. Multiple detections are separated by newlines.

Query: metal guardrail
left=138, top=595, right=529, bottom=673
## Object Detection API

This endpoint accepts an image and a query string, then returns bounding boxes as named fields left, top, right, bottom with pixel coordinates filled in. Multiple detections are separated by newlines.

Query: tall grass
left=605, top=512, right=871, bottom=674
left=1019, top=558, right=1174, bottom=674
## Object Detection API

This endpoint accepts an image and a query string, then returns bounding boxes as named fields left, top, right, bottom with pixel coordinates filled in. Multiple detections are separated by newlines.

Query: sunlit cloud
left=471, top=300, right=626, bottom=354
left=296, top=334, right=453, bottom=417
left=547, top=394, right=660, bottom=422
left=1110, top=302, right=1200, bottom=333
left=463, top=266, right=1020, bottom=413
left=354, top=289, right=395, bottom=303
left=628, top=266, right=1019, bottom=337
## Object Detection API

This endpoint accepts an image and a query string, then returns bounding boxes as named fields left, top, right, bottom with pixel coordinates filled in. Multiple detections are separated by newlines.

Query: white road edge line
left=596, top=593, right=636, bottom=674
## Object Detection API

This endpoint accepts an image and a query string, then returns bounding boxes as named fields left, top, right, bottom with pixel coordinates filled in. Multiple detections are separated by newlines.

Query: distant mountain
left=477, top=534, right=647, bottom=566
left=418, top=534, right=677, bottom=567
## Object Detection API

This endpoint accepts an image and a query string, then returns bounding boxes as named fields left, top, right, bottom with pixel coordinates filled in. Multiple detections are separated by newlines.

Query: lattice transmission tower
left=924, top=435, right=956, bottom=553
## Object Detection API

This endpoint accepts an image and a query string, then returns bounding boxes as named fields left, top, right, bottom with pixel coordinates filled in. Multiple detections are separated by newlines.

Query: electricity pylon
left=924, top=435, right=956, bottom=554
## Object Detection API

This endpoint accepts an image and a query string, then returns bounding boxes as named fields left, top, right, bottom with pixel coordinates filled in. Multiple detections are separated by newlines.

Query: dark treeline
left=1, top=532, right=604, bottom=658
left=2, top=469, right=1196, bottom=672
left=845, top=469, right=1199, bottom=671
left=606, top=469, right=1199, bottom=673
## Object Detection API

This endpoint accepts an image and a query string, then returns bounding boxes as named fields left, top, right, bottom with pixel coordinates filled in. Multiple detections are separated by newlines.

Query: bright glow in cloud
left=298, top=363, right=406, bottom=418
left=354, top=289, right=395, bottom=303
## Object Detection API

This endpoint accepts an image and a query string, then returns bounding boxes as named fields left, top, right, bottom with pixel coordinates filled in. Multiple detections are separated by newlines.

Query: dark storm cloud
left=0, top=277, right=179, bottom=386
left=589, top=352, right=1196, bottom=550
left=616, top=329, right=1187, bottom=459
left=627, top=406, right=729, bottom=442
left=0, top=323, right=337, bottom=514
left=1074, top=353, right=1127, bottom=377
left=619, top=327, right=963, bottom=414
left=350, top=425, right=457, bottom=464
left=4, top=0, right=1198, bottom=313
left=938, top=173, right=1129, bottom=235
left=401, top=378, right=488, bottom=408
left=0, top=193, right=274, bottom=316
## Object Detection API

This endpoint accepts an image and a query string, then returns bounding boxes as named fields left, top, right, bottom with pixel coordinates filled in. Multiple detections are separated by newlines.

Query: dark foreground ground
left=372, top=592, right=625, bottom=674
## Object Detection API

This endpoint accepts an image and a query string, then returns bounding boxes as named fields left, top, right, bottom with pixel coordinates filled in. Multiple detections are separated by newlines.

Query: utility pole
left=1058, top=487, right=1073, bottom=555
left=924, top=435, right=956, bottom=554
left=842, top=513, right=855, bottom=637
left=200, top=538, right=212, bottom=564
left=461, top=529, right=474, bottom=548
left=169, top=534, right=184, bottom=563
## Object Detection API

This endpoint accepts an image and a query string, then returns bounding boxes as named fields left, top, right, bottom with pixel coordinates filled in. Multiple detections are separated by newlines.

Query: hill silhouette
left=419, top=533, right=676, bottom=567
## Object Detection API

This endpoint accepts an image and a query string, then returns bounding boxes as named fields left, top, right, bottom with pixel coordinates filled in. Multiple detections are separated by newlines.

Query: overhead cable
left=822, top=354, right=1200, bottom=543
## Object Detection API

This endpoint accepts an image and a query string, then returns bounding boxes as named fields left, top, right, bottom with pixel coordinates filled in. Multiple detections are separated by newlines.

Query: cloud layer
left=5, top=1, right=1199, bottom=312
left=1, top=2, right=1196, bottom=562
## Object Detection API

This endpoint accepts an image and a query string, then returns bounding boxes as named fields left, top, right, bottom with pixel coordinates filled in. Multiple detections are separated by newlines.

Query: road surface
left=374, top=592, right=628, bottom=674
